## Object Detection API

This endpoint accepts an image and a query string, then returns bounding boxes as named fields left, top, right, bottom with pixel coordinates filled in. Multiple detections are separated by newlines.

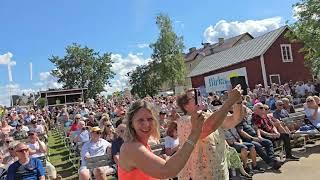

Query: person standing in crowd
left=118, top=100, right=205, bottom=180
left=176, top=86, right=242, bottom=180
left=7, top=143, right=45, bottom=180
left=252, top=103, right=299, bottom=160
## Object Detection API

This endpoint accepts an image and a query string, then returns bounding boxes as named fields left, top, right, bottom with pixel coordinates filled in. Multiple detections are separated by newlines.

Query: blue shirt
left=273, top=109, right=289, bottom=120
left=7, top=158, right=45, bottom=180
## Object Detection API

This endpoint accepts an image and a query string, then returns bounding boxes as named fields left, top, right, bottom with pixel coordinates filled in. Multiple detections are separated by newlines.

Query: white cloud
left=0, top=52, right=16, bottom=65
left=36, top=72, right=63, bottom=89
left=102, top=53, right=152, bottom=95
left=203, top=17, right=283, bottom=43
left=137, top=43, right=149, bottom=49
left=111, top=53, right=151, bottom=76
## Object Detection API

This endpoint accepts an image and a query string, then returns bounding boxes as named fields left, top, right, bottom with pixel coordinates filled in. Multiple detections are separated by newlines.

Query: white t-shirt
left=28, top=141, right=46, bottom=158
left=304, top=106, right=320, bottom=127
left=164, top=136, right=179, bottom=149
left=29, top=125, right=44, bottom=134
left=80, top=138, right=111, bottom=166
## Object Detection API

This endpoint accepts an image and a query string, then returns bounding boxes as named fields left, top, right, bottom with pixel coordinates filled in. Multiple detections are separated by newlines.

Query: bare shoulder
left=120, top=142, right=145, bottom=156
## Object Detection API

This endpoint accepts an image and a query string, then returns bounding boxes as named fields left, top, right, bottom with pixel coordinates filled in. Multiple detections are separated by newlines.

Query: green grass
left=48, top=130, right=79, bottom=180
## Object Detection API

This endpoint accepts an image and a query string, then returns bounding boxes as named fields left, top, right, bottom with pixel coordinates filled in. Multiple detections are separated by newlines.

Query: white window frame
left=269, top=74, right=281, bottom=85
left=280, top=44, right=293, bottom=62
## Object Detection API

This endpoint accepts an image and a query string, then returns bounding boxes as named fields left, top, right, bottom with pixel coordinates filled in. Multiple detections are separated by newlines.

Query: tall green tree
left=50, top=43, right=114, bottom=98
left=129, top=62, right=162, bottom=97
left=287, top=0, right=320, bottom=74
left=150, top=14, right=186, bottom=90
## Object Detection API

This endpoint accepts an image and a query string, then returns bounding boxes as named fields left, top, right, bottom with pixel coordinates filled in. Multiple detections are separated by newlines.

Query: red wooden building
left=188, top=26, right=313, bottom=93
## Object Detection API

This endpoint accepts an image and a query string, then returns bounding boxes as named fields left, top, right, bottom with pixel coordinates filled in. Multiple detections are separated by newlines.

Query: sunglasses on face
left=16, top=148, right=28, bottom=153
left=307, top=100, right=314, bottom=102
left=106, top=125, right=112, bottom=127
left=258, top=107, right=269, bottom=110
left=93, top=131, right=101, bottom=135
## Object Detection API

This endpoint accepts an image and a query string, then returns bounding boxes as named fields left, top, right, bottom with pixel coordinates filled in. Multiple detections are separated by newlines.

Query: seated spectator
left=1, top=120, right=13, bottom=135
left=224, top=128, right=263, bottom=174
left=273, top=100, right=289, bottom=120
left=12, top=124, right=28, bottom=140
left=282, top=98, right=295, bottom=113
left=1, top=137, right=14, bottom=156
left=304, top=96, right=320, bottom=128
left=73, top=121, right=90, bottom=144
left=313, top=95, right=320, bottom=106
left=99, top=115, right=111, bottom=129
left=86, top=113, right=98, bottom=127
left=270, top=94, right=281, bottom=111
left=7, top=142, right=45, bottom=180
left=111, top=120, right=126, bottom=165
left=28, top=120, right=45, bottom=135
left=273, top=101, right=298, bottom=131
left=68, top=114, right=80, bottom=136
left=252, top=103, right=299, bottom=160
left=164, top=121, right=179, bottom=156
left=0, top=151, right=5, bottom=176
left=27, top=132, right=57, bottom=179
left=168, top=108, right=180, bottom=122
left=101, top=121, right=116, bottom=143
left=79, top=127, right=114, bottom=180
left=2, top=142, right=18, bottom=167
left=210, top=95, right=223, bottom=106
left=236, top=107, right=282, bottom=170
left=159, top=111, right=168, bottom=129
left=62, top=113, right=73, bottom=128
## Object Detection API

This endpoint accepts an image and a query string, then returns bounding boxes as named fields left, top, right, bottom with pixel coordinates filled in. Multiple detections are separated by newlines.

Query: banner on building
left=204, top=67, right=248, bottom=93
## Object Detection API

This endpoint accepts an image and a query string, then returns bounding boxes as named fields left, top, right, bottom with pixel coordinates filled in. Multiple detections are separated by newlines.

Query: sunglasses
left=106, top=125, right=112, bottom=127
left=307, top=100, right=314, bottom=102
left=16, top=148, right=28, bottom=153
left=93, top=131, right=102, bottom=134
left=258, top=107, right=269, bottom=110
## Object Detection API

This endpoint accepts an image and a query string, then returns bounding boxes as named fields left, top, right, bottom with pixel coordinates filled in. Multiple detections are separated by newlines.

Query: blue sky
left=0, top=0, right=299, bottom=106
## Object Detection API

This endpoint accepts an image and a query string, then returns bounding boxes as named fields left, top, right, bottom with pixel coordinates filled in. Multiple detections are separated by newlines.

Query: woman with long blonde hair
left=118, top=100, right=205, bottom=180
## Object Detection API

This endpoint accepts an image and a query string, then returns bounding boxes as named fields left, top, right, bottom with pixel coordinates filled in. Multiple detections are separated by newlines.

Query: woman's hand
left=226, top=85, right=242, bottom=105
left=190, top=112, right=205, bottom=135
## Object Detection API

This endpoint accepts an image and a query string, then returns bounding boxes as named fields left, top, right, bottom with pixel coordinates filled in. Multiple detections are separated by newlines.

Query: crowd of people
left=0, top=79, right=320, bottom=180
